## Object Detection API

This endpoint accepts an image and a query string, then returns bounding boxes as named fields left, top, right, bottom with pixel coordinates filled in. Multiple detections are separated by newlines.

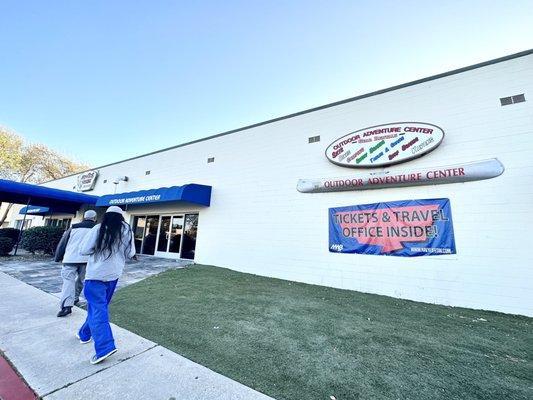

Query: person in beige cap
left=77, top=205, right=136, bottom=364
left=54, top=209, right=98, bottom=317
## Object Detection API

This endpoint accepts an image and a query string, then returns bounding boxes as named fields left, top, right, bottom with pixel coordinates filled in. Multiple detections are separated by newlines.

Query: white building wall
left=0, top=203, right=33, bottom=229
left=43, top=53, right=533, bottom=316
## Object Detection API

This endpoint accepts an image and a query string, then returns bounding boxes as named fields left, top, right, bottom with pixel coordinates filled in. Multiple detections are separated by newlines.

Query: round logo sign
left=325, top=122, right=444, bottom=168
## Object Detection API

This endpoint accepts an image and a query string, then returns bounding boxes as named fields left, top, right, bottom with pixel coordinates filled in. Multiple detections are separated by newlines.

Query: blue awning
left=0, top=179, right=98, bottom=213
left=19, top=206, right=50, bottom=215
left=96, top=184, right=212, bottom=207
left=19, top=205, right=77, bottom=216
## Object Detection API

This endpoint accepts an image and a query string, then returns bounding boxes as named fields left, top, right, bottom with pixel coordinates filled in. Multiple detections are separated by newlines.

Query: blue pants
left=78, top=279, right=118, bottom=358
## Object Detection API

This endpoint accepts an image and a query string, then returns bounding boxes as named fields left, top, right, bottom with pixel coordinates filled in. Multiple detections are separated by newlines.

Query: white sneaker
left=75, top=333, right=92, bottom=344
left=90, top=349, right=117, bottom=365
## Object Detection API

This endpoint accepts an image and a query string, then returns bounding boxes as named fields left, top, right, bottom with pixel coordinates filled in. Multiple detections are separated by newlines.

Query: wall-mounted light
left=113, top=176, right=129, bottom=193
left=113, top=176, right=129, bottom=184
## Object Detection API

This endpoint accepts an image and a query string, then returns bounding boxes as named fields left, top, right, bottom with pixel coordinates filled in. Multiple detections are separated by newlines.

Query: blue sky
left=1, top=1, right=532, bottom=166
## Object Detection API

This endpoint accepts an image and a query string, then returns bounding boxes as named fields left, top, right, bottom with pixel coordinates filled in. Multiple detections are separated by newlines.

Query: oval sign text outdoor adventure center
left=325, top=122, right=444, bottom=168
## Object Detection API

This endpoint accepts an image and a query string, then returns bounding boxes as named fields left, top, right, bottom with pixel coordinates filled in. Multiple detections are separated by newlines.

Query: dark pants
left=78, top=279, right=118, bottom=358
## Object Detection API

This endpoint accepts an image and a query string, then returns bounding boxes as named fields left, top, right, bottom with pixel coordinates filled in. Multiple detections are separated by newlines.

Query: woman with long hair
left=78, top=206, right=136, bottom=364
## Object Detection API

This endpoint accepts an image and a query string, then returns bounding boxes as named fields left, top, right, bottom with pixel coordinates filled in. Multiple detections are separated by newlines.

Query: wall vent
left=500, top=93, right=526, bottom=106
left=308, top=135, right=320, bottom=143
left=512, top=94, right=525, bottom=103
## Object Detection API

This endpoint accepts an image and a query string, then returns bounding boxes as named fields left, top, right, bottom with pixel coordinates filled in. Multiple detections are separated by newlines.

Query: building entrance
left=132, top=213, right=198, bottom=260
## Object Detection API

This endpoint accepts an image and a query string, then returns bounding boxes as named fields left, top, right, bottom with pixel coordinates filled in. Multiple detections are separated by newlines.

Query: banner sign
left=329, top=198, right=456, bottom=257
left=108, top=194, right=161, bottom=205
left=298, top=159, right=503, bottom=193
left=77, top=170, right=99, bottom=192
left=325, top=122, right=444, bottom=168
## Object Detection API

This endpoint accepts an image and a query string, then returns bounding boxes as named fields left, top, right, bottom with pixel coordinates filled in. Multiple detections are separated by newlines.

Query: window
left=45, top=218, right=71, bottom=229
left=145, top=170, right=151, bottom=175
left=207, top=157, right=215, bottom=163
left=181, top=214, right=198, bottom=260
left=500, top=94, right=526, bottom=106
left=308, top=135, right=320, bottom=143
left=15, top=219, right=32, bottom=230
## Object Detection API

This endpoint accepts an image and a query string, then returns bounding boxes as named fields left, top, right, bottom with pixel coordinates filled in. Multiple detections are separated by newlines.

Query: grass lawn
left=110, top=265, right=532, bottom=400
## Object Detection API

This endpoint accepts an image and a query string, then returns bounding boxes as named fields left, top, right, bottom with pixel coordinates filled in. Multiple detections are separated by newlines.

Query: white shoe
left=90, top=349, right=117, bottom=365
left=76, top=333, right=92, bottom=344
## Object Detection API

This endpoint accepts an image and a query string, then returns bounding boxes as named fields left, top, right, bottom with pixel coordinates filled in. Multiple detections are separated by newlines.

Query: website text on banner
left=329, top=198, right=456, bottom=257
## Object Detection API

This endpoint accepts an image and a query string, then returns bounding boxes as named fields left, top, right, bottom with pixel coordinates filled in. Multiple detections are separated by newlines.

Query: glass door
left=141, top=215, right=159, bottom=255
left=155, top=215, right=184, bottom=258
left=132, top=216, right=146, bottom=253
left=168, top=215, right=184, bottom=254
left=132, top=213, right=198, bottom=259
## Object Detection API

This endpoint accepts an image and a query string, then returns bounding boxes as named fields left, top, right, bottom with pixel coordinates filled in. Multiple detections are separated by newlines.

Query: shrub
left=0, top=237, right=14, bottom=255
left=0, top=228, right=21, bottom=244
left=21, top=226, right=65, bottom=255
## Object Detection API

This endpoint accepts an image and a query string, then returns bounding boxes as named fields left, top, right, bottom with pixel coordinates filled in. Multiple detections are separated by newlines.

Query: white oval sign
left=325, top=122, right=444, bottom=168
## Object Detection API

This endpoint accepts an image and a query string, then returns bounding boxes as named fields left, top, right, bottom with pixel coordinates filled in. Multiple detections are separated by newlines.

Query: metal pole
left=13, top=197, right=31, bottom=256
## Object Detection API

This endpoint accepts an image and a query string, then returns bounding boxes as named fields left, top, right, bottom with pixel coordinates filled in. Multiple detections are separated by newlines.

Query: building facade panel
left=18, top=53, right=532, bottom=315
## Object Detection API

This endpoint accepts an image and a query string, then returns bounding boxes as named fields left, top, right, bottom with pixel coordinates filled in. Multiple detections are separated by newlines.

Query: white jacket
left=80, top=222, right=136, bottom=282
left=55, top=220, right=96, bottom=264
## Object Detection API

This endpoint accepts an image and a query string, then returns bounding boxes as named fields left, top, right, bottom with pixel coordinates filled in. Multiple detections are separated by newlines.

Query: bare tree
left=0, top=126, right=89, bottom=225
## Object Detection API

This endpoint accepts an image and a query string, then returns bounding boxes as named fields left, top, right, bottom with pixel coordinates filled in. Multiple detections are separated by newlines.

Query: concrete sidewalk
left=0, top=272, right=274, bottom=399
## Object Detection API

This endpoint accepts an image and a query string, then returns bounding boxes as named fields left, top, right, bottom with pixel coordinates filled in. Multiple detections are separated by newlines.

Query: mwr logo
left=330, top=244, right=344, bottom=252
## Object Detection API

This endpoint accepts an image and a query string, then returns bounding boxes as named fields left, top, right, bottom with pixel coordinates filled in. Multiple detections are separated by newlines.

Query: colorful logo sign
left=77, top=170, right=99, bottom=192
left=329, top=198, right=456, bottom=257
left=325, top=122, right=444, bottom=168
